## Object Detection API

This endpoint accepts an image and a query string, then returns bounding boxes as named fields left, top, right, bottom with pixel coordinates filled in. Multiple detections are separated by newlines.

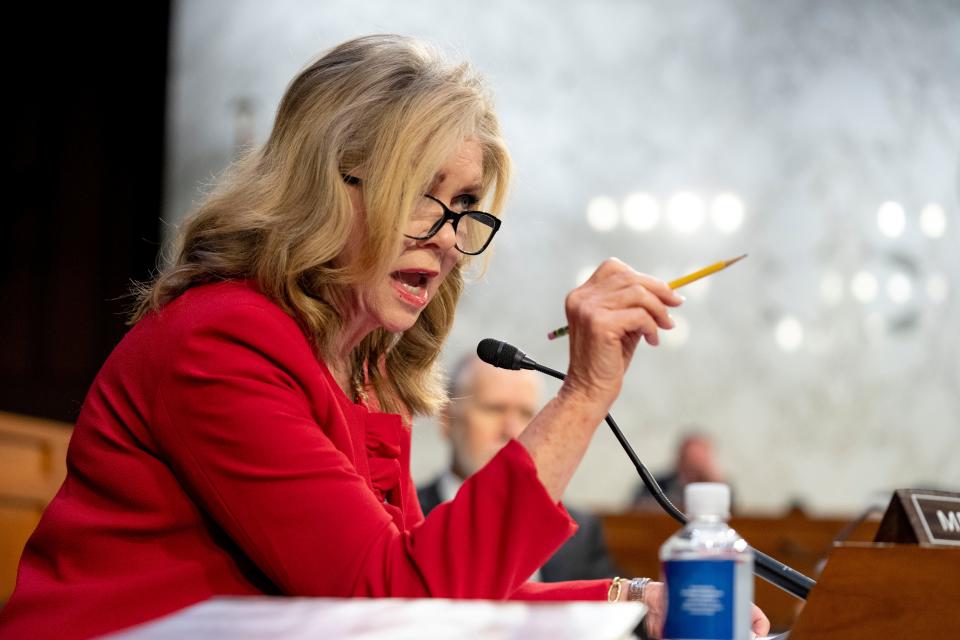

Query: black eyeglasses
left=343, top=175, right=501, bottom=255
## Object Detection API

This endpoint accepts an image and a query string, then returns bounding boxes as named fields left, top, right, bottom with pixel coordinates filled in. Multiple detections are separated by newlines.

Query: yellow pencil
left=546, top=254, right=747, bottom=340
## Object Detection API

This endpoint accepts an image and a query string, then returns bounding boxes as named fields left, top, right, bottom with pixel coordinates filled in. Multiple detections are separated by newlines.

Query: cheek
left=439, top=253, right=461, bottom=282
left=467, top=417, right=501, bottom=449
left=340, top=193, right=368, bottom=263
left=420, top=255, right=459, bottom=304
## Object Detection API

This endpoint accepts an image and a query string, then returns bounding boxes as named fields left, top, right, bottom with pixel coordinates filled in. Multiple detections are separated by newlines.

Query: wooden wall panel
left=0, top=412, right=72, bottom=602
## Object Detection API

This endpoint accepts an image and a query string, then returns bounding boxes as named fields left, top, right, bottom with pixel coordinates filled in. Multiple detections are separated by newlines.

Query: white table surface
left=110, top=596, right=648, bottom=640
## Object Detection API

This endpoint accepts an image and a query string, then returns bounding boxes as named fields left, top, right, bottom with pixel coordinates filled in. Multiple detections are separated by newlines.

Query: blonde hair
left=132, top=34, right=512, bottom=416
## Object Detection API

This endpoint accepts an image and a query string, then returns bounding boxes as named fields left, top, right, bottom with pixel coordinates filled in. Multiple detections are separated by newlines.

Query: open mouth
left=392, top=270, right=429, bottom=295
left=390, top=269, right=437, bottom=307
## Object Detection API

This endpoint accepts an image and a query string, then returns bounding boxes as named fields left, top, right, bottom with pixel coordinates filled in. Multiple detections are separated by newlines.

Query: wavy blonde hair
left=132, top=34, right=512, bottom=416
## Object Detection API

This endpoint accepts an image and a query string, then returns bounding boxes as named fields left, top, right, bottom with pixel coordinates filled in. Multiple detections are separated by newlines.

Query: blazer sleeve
left=151, top=302, right=582, bottom=600
left=510, top=579, right=611, bottom=601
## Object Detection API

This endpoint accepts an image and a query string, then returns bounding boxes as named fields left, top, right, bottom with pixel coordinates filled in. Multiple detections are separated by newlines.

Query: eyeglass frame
left=342, top=174, right=502, bottom=256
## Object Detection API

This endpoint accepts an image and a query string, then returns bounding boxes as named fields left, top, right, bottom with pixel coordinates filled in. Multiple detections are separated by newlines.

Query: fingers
left=569, top=259, right=684, bottom=339
left=641, top=581, right=665, bottom=638
left=751, top=604, right=771, bottom=636
left=607, top=282, right=676, bottom=331
left=608, top=307, right=663, bottom=346
left=633, top=271, right=684, bottom=308
left=589, top=260, right=684, bottom=305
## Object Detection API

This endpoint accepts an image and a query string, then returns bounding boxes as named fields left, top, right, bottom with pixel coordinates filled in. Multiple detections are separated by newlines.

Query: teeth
left=400, top=282, right=424, bottom=295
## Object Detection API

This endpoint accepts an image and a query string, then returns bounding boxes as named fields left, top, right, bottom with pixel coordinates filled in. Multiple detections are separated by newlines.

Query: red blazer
left=0, top=281, right=609, bottom=639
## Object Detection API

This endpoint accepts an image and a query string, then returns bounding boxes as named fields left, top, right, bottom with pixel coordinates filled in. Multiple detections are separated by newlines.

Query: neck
left=327, top=313, right=378, bottom=399
left=449, top=459, right=471, bottom=482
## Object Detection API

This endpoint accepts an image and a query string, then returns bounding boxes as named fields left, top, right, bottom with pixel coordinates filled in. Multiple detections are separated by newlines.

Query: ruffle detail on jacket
left=363, top=409, right=406, bottom=516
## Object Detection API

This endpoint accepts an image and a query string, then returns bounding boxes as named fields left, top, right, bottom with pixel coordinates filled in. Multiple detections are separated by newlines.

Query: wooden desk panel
left=791, top=543, right=960, bottom=638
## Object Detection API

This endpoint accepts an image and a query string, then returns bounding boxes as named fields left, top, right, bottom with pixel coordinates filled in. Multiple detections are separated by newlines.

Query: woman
left=0, top=35, right=767, bottom=639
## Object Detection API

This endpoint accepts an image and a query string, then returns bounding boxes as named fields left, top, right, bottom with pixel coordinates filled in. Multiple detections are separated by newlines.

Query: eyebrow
left=432, top=172, right=485, bottom=194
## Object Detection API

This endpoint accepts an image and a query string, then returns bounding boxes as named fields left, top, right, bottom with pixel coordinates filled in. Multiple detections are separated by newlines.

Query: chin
left=377, top=308, right=423, bottom=334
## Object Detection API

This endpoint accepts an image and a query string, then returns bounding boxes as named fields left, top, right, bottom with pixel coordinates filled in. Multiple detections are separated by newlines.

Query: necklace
left=351, top=366, right=368, bottom=404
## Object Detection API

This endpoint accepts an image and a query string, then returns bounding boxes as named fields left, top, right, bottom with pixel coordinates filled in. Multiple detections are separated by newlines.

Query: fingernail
left=676, top=293, right=686, bottom=303
left=668, top=314, right=676, bottom=329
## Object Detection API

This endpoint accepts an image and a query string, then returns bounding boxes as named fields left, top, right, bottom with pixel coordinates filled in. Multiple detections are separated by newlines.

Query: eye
left=451, top=193, right=480, bottom=212
left=477, top=402, right=508, bottom=416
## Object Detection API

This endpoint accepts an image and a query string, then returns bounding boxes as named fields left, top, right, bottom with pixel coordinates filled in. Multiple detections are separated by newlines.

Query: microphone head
left=477, top=338, right=524, bottom=370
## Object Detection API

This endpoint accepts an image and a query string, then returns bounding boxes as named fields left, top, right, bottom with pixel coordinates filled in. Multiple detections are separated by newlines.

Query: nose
left=424, top=219, right=458, bottom=253
left=501, top=413, right=526, bottom=440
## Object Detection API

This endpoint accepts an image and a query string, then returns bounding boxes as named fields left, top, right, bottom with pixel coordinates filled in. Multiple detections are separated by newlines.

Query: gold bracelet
left=607, top=577, right=623, bottom=602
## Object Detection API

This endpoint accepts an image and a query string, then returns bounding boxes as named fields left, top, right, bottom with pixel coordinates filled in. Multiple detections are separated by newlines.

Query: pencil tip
left=726, top=253, right=747, bottom=266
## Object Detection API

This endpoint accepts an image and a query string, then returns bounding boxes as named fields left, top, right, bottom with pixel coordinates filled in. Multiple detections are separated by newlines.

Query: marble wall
left=167, top=0, right=960, bottom=513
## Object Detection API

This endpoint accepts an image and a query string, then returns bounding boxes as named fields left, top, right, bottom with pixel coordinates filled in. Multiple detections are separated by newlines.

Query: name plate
left=876, top=489, right=960, bottom=547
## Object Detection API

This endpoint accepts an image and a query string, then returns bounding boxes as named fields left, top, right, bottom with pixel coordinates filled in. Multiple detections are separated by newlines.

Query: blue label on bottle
left=662, top=559, right=735, bottom=640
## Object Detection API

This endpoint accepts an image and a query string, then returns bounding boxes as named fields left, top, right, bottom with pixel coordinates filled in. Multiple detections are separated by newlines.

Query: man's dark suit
left=417, top=476, right=620, bottom=582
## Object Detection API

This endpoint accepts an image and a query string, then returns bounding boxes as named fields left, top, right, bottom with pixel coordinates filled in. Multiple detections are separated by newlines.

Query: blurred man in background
left=633, top=431, right=726, bottom=512
left=418, top=353, right=619, bottom=582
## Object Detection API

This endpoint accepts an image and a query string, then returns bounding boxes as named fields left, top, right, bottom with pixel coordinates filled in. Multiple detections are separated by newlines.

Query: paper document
left=111, top=596, right=647, bottom=640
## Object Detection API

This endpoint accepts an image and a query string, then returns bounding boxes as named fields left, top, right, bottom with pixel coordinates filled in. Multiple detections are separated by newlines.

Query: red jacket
left=0, top=281, right=609, bottom=639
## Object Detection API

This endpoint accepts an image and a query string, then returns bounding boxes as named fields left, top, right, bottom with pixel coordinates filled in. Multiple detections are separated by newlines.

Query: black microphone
left=476, top=338, right=537, bottom=372
left=476, top=338, right=815, bottom=601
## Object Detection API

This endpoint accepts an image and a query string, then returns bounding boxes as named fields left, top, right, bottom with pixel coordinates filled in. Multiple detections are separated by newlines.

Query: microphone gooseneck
left=476, top=338, right=816, bottom=601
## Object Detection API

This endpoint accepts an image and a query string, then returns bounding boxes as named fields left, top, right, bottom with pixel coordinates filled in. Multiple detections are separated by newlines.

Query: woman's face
left=347, top=138, right=485, bottom=336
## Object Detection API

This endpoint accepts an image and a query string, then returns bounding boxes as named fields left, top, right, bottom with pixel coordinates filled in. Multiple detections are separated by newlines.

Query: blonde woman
left=0, top=35, right=767, bottom=639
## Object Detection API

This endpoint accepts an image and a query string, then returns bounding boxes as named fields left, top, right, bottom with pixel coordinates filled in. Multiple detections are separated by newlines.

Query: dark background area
left=3, top=5, right=171, bottom=422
